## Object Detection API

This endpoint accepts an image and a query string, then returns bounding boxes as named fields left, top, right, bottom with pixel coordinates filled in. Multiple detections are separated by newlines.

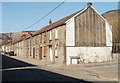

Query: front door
left=40, top=47, right=42, bottom=60
left=33, top=48, right=35, bottom=59
left=50, top=46, right=53, bottom=61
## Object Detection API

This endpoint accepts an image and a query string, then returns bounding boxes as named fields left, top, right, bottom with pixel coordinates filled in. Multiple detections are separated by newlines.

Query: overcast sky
left=1, top=2, right=118, bottom=33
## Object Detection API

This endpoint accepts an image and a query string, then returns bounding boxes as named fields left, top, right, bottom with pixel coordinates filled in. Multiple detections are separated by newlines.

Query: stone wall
left=112, top=53, right=120, bottom=61
left=11, top=25, right=66, bottom=65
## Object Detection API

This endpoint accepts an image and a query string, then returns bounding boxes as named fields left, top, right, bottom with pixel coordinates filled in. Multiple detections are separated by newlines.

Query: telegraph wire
left=22, top=0, right=67, bottom=32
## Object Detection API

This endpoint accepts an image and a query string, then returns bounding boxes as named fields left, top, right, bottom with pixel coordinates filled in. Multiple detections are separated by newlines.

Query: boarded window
left=75, top=7, right=106, bottom=46
left=55, top=29, right=58, bottom=39
left=49, top=31, right=52, bottom=40
left=44, top=46, right=47, bottom=57
left=55, top=45, right=58, bottom=58
left=40, top=35, right=42, bottom=43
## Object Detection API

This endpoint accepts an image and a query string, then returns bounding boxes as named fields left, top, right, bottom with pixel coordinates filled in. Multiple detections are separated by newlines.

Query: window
left=44, top=33, right=47, bottom=43
left=40, top=34, right=42, bottom=43
left=36, top=48, right=39, bottom=56
left=49, top=31, right=52, bottom=40
left=55, top=29, right=58, bottom=39
left=55, top=45, right=58, bottom=58
left=49, top=46, right=53, bottom=61
left=35, top=36, right=37, bottom=45
left=44, top=46, right=47, bottom=57
left=34, top=37, right=36, bottom=45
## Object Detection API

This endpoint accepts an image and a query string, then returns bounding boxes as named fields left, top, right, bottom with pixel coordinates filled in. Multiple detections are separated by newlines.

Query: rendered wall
left=66, top=47, right=112, bottom=65
left=66, top=18, right=75, bottom=46
left=106, top=22, right=112, bottom=46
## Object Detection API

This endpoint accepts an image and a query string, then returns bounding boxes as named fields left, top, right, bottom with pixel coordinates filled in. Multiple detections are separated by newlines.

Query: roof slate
left=32, top=9, right=82, bottom=36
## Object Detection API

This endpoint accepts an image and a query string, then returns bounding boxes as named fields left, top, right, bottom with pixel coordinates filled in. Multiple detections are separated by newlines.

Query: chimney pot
left=87, top=2, right=92, bottom=6
left=49, top=19, right=52, bottom=25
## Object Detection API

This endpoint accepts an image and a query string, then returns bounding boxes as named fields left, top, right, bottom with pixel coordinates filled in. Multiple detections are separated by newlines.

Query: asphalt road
left=1, top=55, right=92, bottom=83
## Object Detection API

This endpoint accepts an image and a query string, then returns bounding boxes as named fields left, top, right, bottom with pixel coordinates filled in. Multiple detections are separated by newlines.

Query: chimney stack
left=49, top=19, right=52, bottom=25
left=87, top=2, right=92, bottom=6
left=28, top=31, right=31, bottom=34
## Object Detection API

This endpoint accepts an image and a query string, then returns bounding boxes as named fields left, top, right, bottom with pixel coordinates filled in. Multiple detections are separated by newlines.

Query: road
left=1, top=54, right=119, bottom=83
left=1, top=55, right=92, bottom=82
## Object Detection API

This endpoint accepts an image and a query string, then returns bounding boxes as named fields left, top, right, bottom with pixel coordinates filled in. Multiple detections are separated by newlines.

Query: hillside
left=0, top=31, right=34, bottom=46
left=102, top=9, right=120, bottom=53
left=102, top=10, right=120, bottom=43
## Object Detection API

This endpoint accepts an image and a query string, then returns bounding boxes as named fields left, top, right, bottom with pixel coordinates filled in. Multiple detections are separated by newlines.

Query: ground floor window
left=55, top=45, right=58, bottom=58
left=44, top=46, right=47, bottom=57
left=49, top=46, right=53, bottom=61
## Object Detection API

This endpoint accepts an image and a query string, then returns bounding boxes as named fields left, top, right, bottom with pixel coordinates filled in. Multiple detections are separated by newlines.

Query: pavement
left=1, top=54, right=120, bottom=82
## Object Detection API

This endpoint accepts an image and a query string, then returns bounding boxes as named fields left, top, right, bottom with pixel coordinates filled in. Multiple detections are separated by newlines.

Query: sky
left=1, top=2, right=118, bottom=33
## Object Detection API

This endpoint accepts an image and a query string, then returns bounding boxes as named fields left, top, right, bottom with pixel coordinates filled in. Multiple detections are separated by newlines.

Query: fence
left=112, top=43, right=120, bottom=53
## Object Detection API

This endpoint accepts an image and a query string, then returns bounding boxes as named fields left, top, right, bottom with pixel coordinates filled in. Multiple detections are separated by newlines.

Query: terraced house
left=2, top=3, right=112, bottom=65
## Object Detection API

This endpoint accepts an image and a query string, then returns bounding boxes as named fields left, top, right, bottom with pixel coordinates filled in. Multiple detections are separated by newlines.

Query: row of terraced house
left=2, top=3, right=113, bottom=65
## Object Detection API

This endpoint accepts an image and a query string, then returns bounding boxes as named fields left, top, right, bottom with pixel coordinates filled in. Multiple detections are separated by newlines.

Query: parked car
left=0, top=51, right=8, bottom=55
left=4, top=52, right=8, bottom=54
left=7, top=51, right=14, bottom=56
left=0, top=51, right=5, bottom=54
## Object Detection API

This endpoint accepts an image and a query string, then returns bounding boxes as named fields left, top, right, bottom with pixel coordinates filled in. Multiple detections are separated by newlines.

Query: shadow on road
left=2, top=68, right=93, bottom=82
left=2, top=55, right=35, bottom=69
left=2, top=55, right=93, bottom=83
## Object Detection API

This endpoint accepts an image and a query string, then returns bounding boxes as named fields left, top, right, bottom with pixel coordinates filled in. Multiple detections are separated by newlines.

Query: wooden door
left=40, top=47, right=42, bottom=60
left=33, top=48, right=35, bottom=59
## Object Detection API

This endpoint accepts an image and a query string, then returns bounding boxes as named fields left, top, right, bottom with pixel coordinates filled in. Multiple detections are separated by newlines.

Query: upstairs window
left=44, top=33, right=47, bottom=43
left=55, top=29, right=58, bottom=39
left=49, top=31, right=52, bottom=40
left=35, top=36, right=38, bottom=45
left=40, top=34, right=42, bottom=43
left=55, top=44, right=58, bottom=58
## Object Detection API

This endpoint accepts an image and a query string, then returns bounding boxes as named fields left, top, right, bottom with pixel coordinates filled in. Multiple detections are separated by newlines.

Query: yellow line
left=0, top=66, right=36, bottom=71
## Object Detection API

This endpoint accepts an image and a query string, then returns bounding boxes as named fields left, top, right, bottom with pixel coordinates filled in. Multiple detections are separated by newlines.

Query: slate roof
left=32, top=10, right=83, bottom=36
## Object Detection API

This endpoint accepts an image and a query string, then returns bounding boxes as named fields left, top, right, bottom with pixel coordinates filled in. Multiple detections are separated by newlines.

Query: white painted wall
left=66, top=47, right=112, bottom=65
left=106, top=22, right=112, bottom=46
left=66, top=18, right=75, bottom=46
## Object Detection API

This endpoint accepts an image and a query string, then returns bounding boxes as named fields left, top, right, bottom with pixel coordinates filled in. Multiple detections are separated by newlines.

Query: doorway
left=40, top=47, right=42, bottom=60
left=49, top=46, right=53, bottom=61
left=33, top=48, right=35, bottom=59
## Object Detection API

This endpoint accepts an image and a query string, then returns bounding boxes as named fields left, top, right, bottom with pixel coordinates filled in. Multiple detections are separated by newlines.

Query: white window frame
left=49, top=31, right=52, bottom=40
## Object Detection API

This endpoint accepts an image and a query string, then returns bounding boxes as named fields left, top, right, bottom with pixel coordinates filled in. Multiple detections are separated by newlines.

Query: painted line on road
left=0, top=66, right=37, bottom=71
